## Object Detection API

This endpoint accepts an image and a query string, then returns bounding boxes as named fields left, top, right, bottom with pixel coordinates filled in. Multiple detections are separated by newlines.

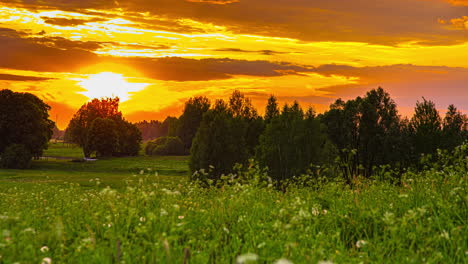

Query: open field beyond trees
left=0, top=143, right=466, bottom=263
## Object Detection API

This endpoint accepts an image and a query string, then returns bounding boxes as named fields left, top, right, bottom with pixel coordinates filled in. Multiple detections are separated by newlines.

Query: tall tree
left=410, top=98, right=442, bottom=157
left=264, top=95, right=280, bottom=123
left=66, top=98, right=141, bottom=157
left=190, top=99, right=248, bottom=179
left=177, top=96, right=210, bottom=150
left=66, top=98, right=122, bottom=156
left=0, top=89, right=54, bottom=164
left=86, top=118, right=119, bottom=157
left=257, top=102, right=332, bottom=184
left=228, top=90, right=264, bottom=155
left=442, top=104, right=467, bottom=150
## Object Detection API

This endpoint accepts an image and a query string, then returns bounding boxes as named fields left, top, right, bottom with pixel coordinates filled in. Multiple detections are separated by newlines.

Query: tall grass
left=0, top=160, right=466, bottom=263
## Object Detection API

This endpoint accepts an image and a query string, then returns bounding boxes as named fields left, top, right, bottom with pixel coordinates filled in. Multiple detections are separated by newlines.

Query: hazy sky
left=0, top=0, right=467, bottom=128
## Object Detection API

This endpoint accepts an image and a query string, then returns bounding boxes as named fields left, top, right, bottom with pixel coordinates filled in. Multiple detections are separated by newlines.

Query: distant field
left=0, top=142, right=189, bottom=189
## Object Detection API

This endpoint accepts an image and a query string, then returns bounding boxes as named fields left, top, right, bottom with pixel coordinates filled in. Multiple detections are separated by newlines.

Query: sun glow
left=76, top=72, right=149, bottom=102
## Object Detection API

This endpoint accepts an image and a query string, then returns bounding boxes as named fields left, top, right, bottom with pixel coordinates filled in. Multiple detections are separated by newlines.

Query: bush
left=145, top=137, right=185, bottom=156
left=1, top=144, right=33, bottom=169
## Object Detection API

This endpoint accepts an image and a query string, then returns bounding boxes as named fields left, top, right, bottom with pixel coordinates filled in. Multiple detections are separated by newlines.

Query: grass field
left=0, top=143, right=466, bottom=263
left=0, top=142, right=189, bottom=189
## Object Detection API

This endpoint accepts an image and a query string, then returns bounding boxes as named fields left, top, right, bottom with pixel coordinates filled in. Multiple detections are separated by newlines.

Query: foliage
left=65, top=98, right=141, bottom=157
left=257, top=102, right=333, bottom=184
left=0, top=144, right=32, bottom=169
left=177, top=96, right=211, bottom=150
left=410, top=98, right=442, bottom=158
left=190, top=99, right=249, bottom=179
left=86, top=118, right=119, bottom=157
left=321, top=88, right=409, bottom=180
left=0, top=154, right=465, bottom=263
left=145, top=136, right=185, bottom=156
left=0, top=89, right=54, bottom=160
left=442, top=104, right=467, bottom=150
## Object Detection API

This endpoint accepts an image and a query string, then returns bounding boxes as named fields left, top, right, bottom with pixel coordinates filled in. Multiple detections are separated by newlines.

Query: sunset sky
left=0, top=0, right=467, bottom=128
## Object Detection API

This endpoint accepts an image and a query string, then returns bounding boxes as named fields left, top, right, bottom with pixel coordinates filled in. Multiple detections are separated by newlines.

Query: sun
left=77, top=72, right=149, bottom=102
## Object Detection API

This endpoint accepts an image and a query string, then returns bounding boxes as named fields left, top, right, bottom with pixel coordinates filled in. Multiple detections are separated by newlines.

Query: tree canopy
left=66, top=98, right=141, bottom=157
left=0, top=89, right=54, bottom=168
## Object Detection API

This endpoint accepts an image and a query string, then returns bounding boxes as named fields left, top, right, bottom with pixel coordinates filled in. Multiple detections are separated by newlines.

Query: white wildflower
left=139, top=217, right=146, bottom=222
left=178, top=215, right=185, bottom=220
left=274, top=258, right=293, bottom=264
left=356, top=240, right=367, bottom=248
left=236, top=253, right=258, bottom=264
left=40, top=246, right=49, bottom=252
left=41, top=257, right=52, bottom=264
left=160, top=208, right=168, bottom=216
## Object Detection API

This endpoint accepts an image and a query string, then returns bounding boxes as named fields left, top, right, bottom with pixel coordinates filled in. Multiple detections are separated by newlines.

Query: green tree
left=257, top=102, right=331, bottom=184
left=177, top=96, right=210, bottom=150
left=66, top=98, right=141, bottom=157
left=321, top=88, right=404, bottom=179
left=264, top=95, right=280, bottom=123
left=86, top=118, right=119, bottom=157
left=0, top=89, right=54, bottom=163
left=190, top=99, right=248, bottom=180
left=1, top=144, right=33, bottom=169
left=146, top=136, right=185, bottom=156
left=228, top=90, right=264, bottom=155
left=410, top=98, right=442, bottom=157
left=442, top=104, right=467, bottom=150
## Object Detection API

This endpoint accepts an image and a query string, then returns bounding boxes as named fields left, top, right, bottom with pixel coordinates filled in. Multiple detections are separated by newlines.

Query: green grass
left=0, top=143, right=189, bottom=189
left=0, top=147, right=466, bottom=263
left=43, top=142, right=85, bottom=159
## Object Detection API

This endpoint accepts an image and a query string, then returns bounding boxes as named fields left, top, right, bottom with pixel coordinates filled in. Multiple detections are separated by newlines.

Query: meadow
left=0, top=144, right=466, bottom=263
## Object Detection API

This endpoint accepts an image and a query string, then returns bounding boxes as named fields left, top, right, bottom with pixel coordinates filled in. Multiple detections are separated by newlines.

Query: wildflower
left=322, top=209, right=328, bottom=215
left=356, top=240, right=367, bottom=248
left=160, top=208, right=168, bottom=216
left=40, top=246, right=49, bottom=252
left=139, top=170, right=144, bottom=175
left=140, top=217, right=146, bottom=222
left=41, top=257, right=52, bottom=264
left=178, top=215, right=185, bottom=220
left=236, top=253, right=258, bottom=264
left=274, top=259, right=293, bottom=264
left=440, top=230, right=449, bottom=240
left=318, top=261, right=334, bottom=264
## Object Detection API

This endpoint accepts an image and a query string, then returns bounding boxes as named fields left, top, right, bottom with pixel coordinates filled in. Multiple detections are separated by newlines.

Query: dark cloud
left=214, top=48, right=290, bottom=55
left=0, top=28, right=99, bottom=72
left=111, top=57, right=314, bottom=81
left=31, top=36, right=107, bottom=50
left=41, top=16, right=106, bottom=26
left=4, top=0, right=467, bottom=45
left=0, top=74, right=55, bottom=81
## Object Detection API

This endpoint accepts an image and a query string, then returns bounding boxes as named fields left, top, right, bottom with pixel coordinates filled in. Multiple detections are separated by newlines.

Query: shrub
left=1, top=144, right=33, bottom=169
left=145, top=136, right=185, bottom=156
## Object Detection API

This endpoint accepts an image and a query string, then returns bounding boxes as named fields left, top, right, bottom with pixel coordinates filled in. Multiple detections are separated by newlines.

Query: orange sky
left=0, top=0, right=467, bottom=128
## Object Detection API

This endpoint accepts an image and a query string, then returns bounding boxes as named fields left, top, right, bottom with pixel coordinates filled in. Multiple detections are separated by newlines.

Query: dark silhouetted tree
left=264, top=95, right=280, bottom=123
left=257, top=102, right=332, bottom=184
left=190, top=99, right=248, bottom=179
left=177, top=96, right=210, bottom=151
left=66, top=98, right=141, bottom=157
left=146, top=136, right=185, bottom=156
left=442, top=104, right=467, bottom=150
left=0, top=89, right=54, bottom=166
left=87, top=118, right=119, bottom=157
left=410, top=98, right=442, bottom=157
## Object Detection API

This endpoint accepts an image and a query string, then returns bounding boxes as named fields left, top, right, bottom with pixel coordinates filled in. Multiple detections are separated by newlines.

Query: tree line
left=182, top=88, right=467, bottom=184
